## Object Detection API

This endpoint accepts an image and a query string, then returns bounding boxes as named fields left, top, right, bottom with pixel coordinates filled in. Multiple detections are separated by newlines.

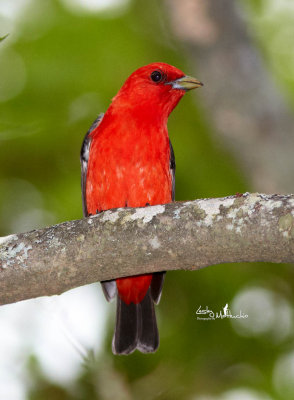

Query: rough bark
left=165, top=0, right=294, bottom=193
left=0, top=193, right=294, bottom=306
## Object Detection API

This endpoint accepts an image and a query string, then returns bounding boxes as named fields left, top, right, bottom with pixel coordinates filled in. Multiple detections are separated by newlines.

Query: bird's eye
left=150, top=70, right=163, bottom=83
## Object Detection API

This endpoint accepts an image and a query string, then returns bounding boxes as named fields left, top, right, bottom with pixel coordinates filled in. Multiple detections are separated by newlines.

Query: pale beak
left=167, top=75, right=203, bottom=91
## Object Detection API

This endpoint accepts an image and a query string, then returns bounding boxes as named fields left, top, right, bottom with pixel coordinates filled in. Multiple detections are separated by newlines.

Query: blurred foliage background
left=1, top=0, right=294, bottom=399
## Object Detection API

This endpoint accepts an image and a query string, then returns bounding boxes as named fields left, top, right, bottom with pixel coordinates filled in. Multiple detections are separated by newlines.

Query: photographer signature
left=196, top=304, right=248, bottom=320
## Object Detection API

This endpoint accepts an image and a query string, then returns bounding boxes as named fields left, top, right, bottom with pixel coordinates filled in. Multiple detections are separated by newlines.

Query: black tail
left=112, top=288, right=159, bottom=355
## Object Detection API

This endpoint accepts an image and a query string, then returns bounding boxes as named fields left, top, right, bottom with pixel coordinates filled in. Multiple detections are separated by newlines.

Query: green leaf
left=0, top=34, right=9, bottom=42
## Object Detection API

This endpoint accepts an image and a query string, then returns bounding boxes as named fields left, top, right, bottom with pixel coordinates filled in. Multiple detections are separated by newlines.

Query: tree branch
left=0, top=193, right=293, bottom=306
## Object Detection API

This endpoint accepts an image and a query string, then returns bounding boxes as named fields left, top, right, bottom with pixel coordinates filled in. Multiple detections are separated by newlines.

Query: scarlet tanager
left=80, top=63, right=202, bottom=354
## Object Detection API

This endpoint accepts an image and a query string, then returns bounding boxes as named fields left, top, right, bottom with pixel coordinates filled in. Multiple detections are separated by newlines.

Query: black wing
left=169, top=139, right=176, bottom=202
left=150, top=139, right=175, bottom=304
left=80, top=113, right=104, bottom=217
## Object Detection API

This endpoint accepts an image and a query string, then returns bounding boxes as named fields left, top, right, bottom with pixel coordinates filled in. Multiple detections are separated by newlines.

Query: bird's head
left=111, top=62, right=203, bottom=122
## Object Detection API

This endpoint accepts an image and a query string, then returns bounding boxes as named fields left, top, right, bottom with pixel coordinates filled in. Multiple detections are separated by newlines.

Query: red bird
left=80, top=63, right=202, bottom=354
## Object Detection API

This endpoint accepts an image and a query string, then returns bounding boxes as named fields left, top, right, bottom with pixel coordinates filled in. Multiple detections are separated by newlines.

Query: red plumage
left=81, top=62, right=202, bottom=354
